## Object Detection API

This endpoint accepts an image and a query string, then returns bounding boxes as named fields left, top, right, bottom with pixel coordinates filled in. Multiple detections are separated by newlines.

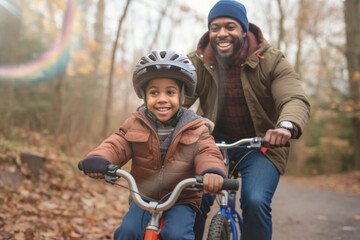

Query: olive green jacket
left=184, top=24, right=310, bottom=174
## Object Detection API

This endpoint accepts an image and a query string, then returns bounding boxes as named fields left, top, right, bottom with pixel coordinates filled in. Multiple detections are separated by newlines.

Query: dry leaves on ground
left=0, top=148, right=129, bottom=240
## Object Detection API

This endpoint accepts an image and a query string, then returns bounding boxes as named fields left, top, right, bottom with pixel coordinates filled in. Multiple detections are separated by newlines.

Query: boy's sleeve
left=86, top=118, right=133, bottom=167
left=193, top=126, right=227, bottom=178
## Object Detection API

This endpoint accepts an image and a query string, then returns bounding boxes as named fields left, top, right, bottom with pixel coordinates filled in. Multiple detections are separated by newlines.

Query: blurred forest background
left=0, top=0, right=359, bottom=176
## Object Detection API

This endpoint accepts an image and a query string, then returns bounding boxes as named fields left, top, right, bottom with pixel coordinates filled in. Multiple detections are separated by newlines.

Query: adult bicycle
left=80, top=164, right=239, bottom=240
left=207, top=137, right=289, bottom=240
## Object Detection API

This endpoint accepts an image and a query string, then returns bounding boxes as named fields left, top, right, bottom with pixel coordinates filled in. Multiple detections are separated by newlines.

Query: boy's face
left=145, top=78, right=181, bottom=122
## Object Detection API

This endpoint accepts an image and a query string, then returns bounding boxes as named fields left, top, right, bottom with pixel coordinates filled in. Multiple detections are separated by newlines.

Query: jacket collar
left=136, top=105, right=202, bottom=135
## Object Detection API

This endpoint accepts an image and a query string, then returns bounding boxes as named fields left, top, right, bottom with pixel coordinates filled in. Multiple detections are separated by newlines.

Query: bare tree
left=92, top=0, right=105, bottom=77
left=148, top=0, right=173, bottom=51
left=46, top=0, right=67, bottom=136
left=102, top=0, right=132, bottom=138
left=344, top=0, right=360, bottom=169
left=0, top=0, right=23, bottom=135
left=276, top=0, right=285, bottom=50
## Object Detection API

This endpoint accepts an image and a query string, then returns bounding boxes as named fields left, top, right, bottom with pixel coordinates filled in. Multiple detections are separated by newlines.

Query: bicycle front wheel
left=207, top=214, right=230, bottom=240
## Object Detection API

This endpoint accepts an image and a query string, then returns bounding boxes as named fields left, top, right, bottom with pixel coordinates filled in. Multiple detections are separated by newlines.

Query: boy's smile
left=145, top=78, right=181, bottom=122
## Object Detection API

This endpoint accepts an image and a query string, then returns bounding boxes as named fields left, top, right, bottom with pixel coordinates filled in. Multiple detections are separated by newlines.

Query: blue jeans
left=194, top=145, right=280, bottom=240
left=114, top=201, right=196, bottom=240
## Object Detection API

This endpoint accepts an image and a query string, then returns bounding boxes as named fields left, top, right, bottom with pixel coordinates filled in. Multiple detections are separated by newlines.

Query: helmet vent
left=149, top=54, right=156, bottom=61
left=170, top=54, right=179, bottom=60
left=160, top=51, right=166, bottom=58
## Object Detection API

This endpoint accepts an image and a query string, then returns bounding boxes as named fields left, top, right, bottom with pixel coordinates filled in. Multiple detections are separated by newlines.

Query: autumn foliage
left=0, top=140, right=129, bottom=240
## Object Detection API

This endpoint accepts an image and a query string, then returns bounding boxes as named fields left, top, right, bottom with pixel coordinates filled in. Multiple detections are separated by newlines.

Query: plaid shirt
left=212, top=39, right=256, bottom=141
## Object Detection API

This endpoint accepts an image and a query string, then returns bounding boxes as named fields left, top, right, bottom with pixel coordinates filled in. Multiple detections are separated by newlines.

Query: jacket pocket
left=124, top=129, right=151, bottom=160
left=179, top=134, right=199, bottom=145
left=172, top=134, right=199, bottom=166
left=124, top=129, right=150, bottom=142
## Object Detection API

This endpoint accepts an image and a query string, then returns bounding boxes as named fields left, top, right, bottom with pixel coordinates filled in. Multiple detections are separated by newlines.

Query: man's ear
left=243, top=32, right=247, bottom=38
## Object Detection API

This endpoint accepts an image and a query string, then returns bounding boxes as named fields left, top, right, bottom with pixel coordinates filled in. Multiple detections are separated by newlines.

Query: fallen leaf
left=341, top=226, right=356, bottom=231
left=317, top=215, right=328, bottom=221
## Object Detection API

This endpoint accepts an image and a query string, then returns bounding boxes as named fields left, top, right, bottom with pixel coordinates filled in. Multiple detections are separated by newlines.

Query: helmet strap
left=179, top=84, right=185, bottom=107
left=140, top=88, right=147, bottom=105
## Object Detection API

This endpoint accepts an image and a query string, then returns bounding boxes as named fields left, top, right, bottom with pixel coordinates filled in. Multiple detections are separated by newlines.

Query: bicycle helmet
left=133, top=50, right=197, bottom=99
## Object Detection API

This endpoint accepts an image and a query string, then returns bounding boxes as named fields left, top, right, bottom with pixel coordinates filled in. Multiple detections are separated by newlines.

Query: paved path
left=203, top=178, right=360, bottom=240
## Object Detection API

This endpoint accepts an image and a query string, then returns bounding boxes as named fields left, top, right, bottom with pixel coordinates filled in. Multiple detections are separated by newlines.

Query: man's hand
left=203, top=173, right=224, bottom=195
left=263, top=128, right=291, bottom=148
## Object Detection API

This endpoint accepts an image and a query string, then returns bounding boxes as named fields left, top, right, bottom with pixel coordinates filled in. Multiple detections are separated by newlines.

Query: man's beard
left=211, top=37, right=244, bottom=63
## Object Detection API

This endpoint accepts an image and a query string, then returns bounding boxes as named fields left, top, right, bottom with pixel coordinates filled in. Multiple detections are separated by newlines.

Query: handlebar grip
left=259, top=138, right=291, bottom=147
left=78, top=161, right=83, bottom=171
left=195, top=176, right=239, bottom=191
left=222, top=179, right=239, bottom=191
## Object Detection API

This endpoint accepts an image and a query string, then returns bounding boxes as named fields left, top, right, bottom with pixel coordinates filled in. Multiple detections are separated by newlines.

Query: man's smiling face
left=209, top=17, right=246, bottom=62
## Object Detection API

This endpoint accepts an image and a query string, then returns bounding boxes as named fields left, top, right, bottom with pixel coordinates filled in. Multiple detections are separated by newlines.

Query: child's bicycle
left=81, top=164, right=239, bottom=240
left=206, top=137, right=290, bottom=240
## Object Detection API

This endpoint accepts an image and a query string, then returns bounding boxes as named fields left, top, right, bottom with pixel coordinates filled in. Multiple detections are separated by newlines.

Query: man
left=184, top=0, right=311, bottom=239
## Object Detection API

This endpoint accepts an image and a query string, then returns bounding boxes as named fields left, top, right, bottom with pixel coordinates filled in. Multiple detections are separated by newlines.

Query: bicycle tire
left=207, top=214, right=230, bottom=240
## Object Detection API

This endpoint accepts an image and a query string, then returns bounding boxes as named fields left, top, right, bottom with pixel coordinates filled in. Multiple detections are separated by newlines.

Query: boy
left=78, top=50, right=226, bottom=239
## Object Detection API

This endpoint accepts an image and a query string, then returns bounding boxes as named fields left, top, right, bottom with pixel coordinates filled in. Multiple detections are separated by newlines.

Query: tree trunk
left=0, top=0, right=23, bottom=135
left=92, top=0, right=105, bottom=77
left=102, top=0, right=132, bottom=138
left=148, top=0, right=172, bottom=51
left=344, top=0, right=360, bottom=170
left=276, top=0, right=285, bottom=50
left=0, top=0, right=22, bottom=65
left=289, top=0, right=307, bottom=174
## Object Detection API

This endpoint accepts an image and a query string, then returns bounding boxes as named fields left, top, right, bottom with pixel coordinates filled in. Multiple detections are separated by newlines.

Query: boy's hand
left=87, top=173, right=104, bottom=179
left=78, top=156, right=111, bottom=179
left=203, top=173, right=224, bottom=195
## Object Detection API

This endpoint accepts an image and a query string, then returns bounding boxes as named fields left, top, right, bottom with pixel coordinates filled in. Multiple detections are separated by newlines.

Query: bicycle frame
left=216, top=190, right=243, bottom=239
left=208, top=137, right=290, bottom=239
left=210, top=137, right=265, bottom=240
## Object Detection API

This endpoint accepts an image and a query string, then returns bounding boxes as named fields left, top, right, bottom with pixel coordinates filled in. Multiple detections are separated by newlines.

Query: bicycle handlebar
left=115, top=168, right=198, bottom=212
left=215, top=137, right=290, bottom=150
left=79, top=163, right=239, bottom=212
left=113, top=168, right=238, bottom=212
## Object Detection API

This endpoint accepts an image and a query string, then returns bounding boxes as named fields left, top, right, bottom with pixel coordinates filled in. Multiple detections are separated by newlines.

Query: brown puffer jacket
left=86, top=107, right=226, bottom=210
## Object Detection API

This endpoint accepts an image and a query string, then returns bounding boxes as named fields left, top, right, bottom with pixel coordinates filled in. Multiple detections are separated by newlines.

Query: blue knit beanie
left=208, top=0, right=249, bottom=32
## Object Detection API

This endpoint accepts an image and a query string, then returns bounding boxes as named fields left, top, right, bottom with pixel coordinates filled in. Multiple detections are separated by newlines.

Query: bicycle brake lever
left=104, top=164, right=121, bottom=184
left=185, top=176, right=204, bottom=191
left=104, top=174, right=119, bottom=184
left=248, top=137, right=263, bottom=149
left=185, top=186, right=203, bottom=192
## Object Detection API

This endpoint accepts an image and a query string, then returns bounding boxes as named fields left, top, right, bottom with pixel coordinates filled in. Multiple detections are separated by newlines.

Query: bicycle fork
left=216, top=190, right=243, bottom=240
left=144, top=210, right=165, bottom=240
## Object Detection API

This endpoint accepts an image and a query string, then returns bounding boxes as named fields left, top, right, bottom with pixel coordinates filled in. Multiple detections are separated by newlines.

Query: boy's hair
left=132, top=50, right=197, bottom=100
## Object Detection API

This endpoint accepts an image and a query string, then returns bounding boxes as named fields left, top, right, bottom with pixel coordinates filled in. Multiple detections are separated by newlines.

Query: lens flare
left=0, top=0, right=21, bottom=18
left=0, top=0, right=76, bottom=83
